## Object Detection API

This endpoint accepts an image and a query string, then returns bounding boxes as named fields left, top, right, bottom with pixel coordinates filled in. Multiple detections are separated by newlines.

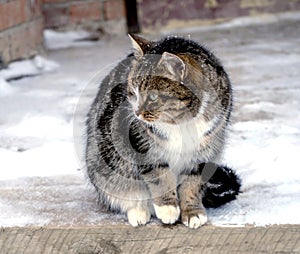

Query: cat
left=85, top=34, right=241, bottom=228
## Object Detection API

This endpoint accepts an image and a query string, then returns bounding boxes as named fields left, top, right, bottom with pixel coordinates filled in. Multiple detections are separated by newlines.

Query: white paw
left=127, top=207, right=151, bottom=227
left=182, top=213, right=208, bottom=229
left=153, top=204, right=180, bottom=224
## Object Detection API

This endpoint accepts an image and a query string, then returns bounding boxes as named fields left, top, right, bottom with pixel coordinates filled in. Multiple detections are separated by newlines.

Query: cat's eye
left=148, top=93, right=158, bottom=101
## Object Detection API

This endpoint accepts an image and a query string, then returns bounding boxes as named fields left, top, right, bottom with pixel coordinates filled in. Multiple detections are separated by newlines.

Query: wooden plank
left=0, top=225, right=299, bottom=254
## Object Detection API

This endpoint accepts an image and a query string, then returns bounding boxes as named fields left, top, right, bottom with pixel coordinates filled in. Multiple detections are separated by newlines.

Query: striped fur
left=85, top=35, right=240, bottom=228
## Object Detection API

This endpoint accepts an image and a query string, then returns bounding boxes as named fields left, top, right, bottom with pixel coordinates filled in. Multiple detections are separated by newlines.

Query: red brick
left=43, top=0, right=76, bottom=3
left=104, top=0, right=125, bottom=20
left=69, top=1, right=102, bottom=24
left=43, top=4, right=69, bottom=28
left=0, top=0, right=27, bottom=30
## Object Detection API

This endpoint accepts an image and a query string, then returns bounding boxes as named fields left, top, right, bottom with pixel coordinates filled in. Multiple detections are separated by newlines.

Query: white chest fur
left=153, top=117, right=214, bottom=172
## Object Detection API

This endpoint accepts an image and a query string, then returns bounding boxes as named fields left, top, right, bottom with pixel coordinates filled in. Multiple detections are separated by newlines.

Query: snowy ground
left=0, top=12, right=300, bottom=227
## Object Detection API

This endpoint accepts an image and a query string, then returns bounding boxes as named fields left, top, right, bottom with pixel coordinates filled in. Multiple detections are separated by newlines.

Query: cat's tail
left=199, top=163, right=241, bottom=208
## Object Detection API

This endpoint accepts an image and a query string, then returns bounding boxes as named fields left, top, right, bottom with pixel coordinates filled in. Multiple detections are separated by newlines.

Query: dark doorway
left=125, top=0, right=140, bottom=33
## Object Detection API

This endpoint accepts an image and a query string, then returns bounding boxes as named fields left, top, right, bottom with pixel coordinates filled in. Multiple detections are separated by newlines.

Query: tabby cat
left=85, top=34, right=240, bottom=228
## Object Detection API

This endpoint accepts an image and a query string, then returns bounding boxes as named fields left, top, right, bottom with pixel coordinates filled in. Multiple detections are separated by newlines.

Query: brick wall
left=1, top=0, right=300, bottom=67
left=42, top=0, right=126, bottom=33
left=0, top=0, right=126, bottom=67
left=0, top=0, right=44, bottom=67
left=137, top=0, right=300, bottom=32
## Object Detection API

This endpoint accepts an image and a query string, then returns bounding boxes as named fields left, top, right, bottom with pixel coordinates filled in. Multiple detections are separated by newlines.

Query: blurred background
left=0, top=0, right=300, bottom=228
left=1, top=0, right=300, bottom=66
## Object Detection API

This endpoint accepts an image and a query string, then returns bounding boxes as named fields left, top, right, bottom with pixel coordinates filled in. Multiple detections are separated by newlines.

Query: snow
left=0, top=55, right=59, bottom=81
left=0, top=78, right=15, bottom=96
left=44, top=29, right=97, bottom=50
left=0, top=13, right=300, bottom=227
left=162, top=11, right=300, bottom=35
left=210, top=121, right=300, bottom=226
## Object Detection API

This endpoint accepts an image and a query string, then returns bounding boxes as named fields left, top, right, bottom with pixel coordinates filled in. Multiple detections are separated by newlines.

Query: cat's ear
left=158, top=52, right=186, bottom=82
left=128, top=34, right=152, bottom=59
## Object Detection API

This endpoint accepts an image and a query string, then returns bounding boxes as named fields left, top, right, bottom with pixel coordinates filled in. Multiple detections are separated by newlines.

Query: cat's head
left=127, top=35, right=202, bottom=125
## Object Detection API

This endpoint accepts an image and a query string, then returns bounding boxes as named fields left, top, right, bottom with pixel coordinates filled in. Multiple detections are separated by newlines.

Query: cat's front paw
left=153, top=204, right=180, bottom=224
left=181, top=212, right=208, bottom=229
left=127, top=207, right=151, bottom=227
